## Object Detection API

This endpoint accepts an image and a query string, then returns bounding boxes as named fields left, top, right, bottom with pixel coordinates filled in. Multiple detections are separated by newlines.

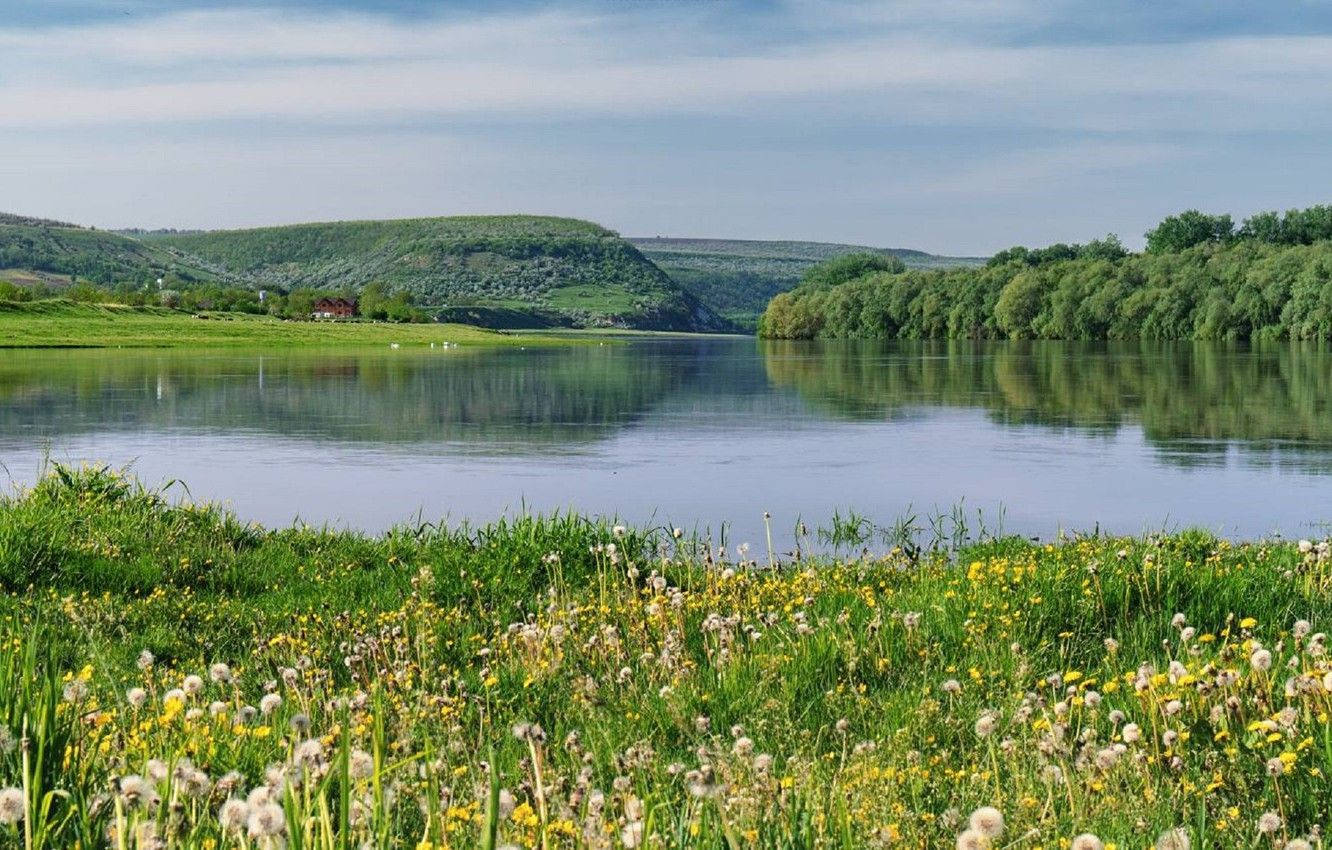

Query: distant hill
left=143, top=217, right=730, bottom=331
left=630, top=237, right=983, bottom=330
left=0, top=213, right=731, bottom=332
left=0, top=214, right=220, bottom=288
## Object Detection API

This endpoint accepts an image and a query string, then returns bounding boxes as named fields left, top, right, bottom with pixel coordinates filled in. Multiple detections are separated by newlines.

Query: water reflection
left=3, top=338, right=1332, bottom=537
left=759, top=339, right=1332, bottom=470
left=0, top=345, right=709, bottom=450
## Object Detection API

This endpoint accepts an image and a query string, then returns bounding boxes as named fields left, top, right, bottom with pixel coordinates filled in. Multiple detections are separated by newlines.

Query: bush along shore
left=759, top=205, right=1332, bottom=341
left=3, top=467, right=1332, bottom=847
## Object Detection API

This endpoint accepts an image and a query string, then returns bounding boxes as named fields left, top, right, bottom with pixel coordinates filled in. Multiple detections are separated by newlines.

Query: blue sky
left=3, top=0, right=1332, bottom=253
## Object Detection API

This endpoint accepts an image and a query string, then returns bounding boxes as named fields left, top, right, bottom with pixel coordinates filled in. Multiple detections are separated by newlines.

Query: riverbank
left=0, top=299, right=578, bottom=348
left=0, top=466, right=1326, bottom=847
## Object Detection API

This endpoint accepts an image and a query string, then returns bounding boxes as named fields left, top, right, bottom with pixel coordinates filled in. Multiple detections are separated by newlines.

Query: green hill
left=0, top=213, right=219, bottom=288
left=143, top=217, right=730, bottom=332
left=630, top=237, right=983, bottom=330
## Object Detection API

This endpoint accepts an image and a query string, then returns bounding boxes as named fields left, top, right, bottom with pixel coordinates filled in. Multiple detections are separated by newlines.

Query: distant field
left=0, top=267, right=74, bottom=288
left=630, top=237, right=983, bottom=329
left=0, top=300, right=573, bottom=348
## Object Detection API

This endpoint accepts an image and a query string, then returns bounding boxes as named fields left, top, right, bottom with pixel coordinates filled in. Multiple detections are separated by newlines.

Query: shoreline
left=0, top=299, right=599, bottom=349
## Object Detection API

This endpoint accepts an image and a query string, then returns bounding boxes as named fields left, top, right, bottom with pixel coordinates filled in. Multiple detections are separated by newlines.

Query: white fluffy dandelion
left=0, top=787, right=24, bottom=825
left=620, top=820, right=644, bottom=848
left=1071, top=834, right=1103, bottom=850
left=955, top=828, right=989, bottom=850
left=349, top=749, right=374, bottom=780
left=218, top=798, right=249, bottom=831
left=246, top=802, right=287, bottom=839
left=1251, top=648, right=1273, bottom=672
left=1257, top=811, right=1282, bottom=835
left=1155, top=828, right=1191, bottom=850
left=974, top=713, right=998, bottom=737
left=968, top=807, right=1004, bottom=839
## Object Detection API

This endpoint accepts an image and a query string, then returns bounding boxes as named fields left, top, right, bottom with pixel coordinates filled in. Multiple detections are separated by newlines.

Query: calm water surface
left=3, top=337, right=1331, bottom=546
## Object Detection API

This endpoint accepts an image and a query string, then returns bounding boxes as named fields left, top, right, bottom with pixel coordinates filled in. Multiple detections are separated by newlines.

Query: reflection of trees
left=0, top=345, right=708, bottom=450
left=761, top=339, right=1332, bottom=466
left=5, top=339, right=1332, bottom=470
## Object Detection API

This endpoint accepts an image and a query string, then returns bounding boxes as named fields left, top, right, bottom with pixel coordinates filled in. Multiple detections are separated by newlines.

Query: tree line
left=0, top=277, right=431, bottom=322
left=759, top=206, right=1332, bottom=341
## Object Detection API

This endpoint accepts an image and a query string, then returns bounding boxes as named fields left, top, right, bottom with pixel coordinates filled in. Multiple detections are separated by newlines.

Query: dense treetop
left=759, top=205, right=1332, bottom=341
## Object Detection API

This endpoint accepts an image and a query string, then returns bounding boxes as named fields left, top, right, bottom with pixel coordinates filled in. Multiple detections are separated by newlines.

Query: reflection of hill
left=0, top=345, right=712, bottom=451
left=760, top=339, right=1332, bottom=467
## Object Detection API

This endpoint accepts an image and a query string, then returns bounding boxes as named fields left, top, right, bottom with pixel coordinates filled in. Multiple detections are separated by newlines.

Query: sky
left=3, top=1, right=1332, bottom=254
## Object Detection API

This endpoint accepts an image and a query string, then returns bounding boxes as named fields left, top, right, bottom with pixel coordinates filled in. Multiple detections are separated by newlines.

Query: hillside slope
left=630, top=237, right=983, bottom=329
left=0, top=213, right=218, bottom=287
left=146, top=217, right=730, bottom=331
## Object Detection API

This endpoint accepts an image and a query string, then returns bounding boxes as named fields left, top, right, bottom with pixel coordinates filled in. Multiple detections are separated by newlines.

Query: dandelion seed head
left=1155, top=828, right=1191, bottom=850
left=218, top=798, right=249, bottom=831
left=246, top=802, right=287, bottom=839
left=0, top=787, right=24, bottom=825
left=620, top=820, right=644, bottom=848
left=62, top=679, right=88, bottom=703
left=968, top=806, right=1004, bottom=839
left=974, top=713, right=998, bottom=738
left=349, top=749, right=374, bottom=780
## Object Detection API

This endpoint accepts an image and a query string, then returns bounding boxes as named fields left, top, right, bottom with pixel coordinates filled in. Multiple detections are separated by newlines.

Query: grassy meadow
left=0, top=467, right=1329, bottom=848
left=0, top=301, right=573, bottom=349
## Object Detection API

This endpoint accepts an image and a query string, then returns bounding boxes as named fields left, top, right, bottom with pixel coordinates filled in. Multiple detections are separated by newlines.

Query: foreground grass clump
left=2, top=468, right=1332, bottom=847
left=0, top=300, right=568, bottom=348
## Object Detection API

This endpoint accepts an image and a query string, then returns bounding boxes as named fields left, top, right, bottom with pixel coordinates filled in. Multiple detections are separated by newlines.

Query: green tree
left=1145, top=210, right=1233, bottom=254
left=994, top=272, right=1045, bottom=338
left=800, top=253, right=905, bottom=289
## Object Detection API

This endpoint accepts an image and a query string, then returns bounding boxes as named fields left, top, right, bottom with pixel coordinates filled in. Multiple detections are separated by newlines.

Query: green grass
left=0, top=465, right=1330, bottom=847
left=0, top=299, right=577, bottom=348
left=543, top=283, right=641, bottom=312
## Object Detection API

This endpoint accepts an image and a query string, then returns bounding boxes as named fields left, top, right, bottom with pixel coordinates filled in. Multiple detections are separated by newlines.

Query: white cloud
left=3, top=3, right=1332, bottom=247
left=0, top=7, right=1330, bottom=133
